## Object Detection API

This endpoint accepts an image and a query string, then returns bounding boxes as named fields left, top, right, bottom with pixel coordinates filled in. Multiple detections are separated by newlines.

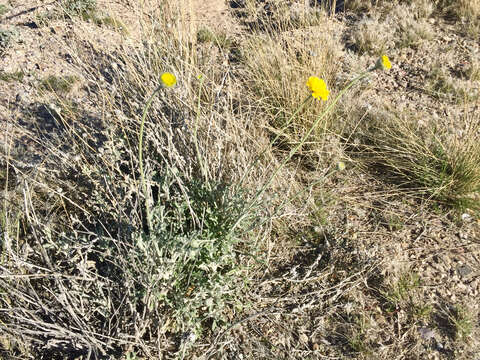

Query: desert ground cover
left=1, top=0, right=480, bottom=359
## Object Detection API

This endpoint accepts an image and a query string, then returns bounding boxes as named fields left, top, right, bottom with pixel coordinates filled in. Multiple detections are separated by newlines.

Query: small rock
left=15, top=91, right=29, bottom=104
left=456, top=264, right=473, bottom=277
left=418, top=327, right=436, bottom=340
left=435, top=340, right=444, bottom=351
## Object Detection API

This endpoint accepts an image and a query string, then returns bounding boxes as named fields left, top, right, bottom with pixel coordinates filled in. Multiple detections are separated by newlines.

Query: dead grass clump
left=238, top=0, right=326, bottom=33
left=242, top=20, right=344, bottom=158
left=391, top=3, right=434, bottom=48
left=434, top=0, right=480, bottom=35
left=349, top=14, right=395, bottom=55
left=427, top=62, right=479, bottom=103
left=349, top=2, right=433, bottom=54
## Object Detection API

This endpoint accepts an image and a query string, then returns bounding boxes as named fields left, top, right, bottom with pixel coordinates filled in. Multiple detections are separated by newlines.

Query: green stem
left=139, top=84, right=163, bottom=230
left=241, top=164, right=340, bottom=236
left=232, top=71, right=370, bottom=232
left=194, top=76, right=208, bottom=184
left=238, top=95, right=312, bottom=187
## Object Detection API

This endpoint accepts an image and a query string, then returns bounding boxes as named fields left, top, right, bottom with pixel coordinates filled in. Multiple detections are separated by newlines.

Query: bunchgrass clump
left=0, top=4, right=9, bottom=17
left=393, top=4, right=434, bottom=48
left=242, top=22, right=343, bottom=154
left=239, top=0, right=325, bottom=32
left=350, top=104, right=480, bottom=211
left=349, top=2, right=433, bottom=55
left=426, top=62, right=478, bottom=103
left=448, top=305, right=474, bottom=342
left=382, top=273, right=421, bottom=313
left=466, top=58, right=480, bottom=81
left=96, top=15, right=128, bottom=34
left=197, top=28, right=233, bottom=49
left=349, top=14, right=394, bottom=55
left=39, top=75, right=78, bottom=93
left=427, top=64, right=462, bottom=101
left=0, top=28, right=16, bottom=56
left=344, top=0, right=376, bottom=13
left=56, top=0, right=128, bottom=33
left=61, top=0, right=97, bottom=19
left=0, top=70, right=24, bottom=82
left=434, top=0, right=480, bottom=36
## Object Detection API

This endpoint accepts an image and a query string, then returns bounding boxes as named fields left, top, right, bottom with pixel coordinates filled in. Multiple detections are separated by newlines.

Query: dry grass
left=241, top=18, right=346, bottom=165
left=348, top=1, right=434, bottom=54
left=435, top=0, right=480, bottom=35
left=0, top=2, right=286, bottom=357
left=1, top=0, right=480, bottom=359
left=347, top=102, right=480, bottom=211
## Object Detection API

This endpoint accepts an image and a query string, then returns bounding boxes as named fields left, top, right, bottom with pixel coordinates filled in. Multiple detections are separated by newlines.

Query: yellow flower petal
left=382, top=55, right=391, bottom=70
left=375, top=55, right=391, bottom=71
left=307, top=76, right=329, bottom=101
left=160, top=72, right=176, bottom=87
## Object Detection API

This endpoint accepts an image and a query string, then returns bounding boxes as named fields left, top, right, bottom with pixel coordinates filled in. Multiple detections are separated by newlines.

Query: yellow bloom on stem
left=160, top=72, right=177, bottom=87
left=306, top=76, right=330, bottom=101
left=375, top=55, right=391, bottom=71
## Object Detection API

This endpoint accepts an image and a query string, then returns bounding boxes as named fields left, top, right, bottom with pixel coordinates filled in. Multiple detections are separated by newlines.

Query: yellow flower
left=160, top=72, right=176, bottom=87
left=337, top=161, right=346, bottom=171
left=375, top=55, right=391, bottom=71
left=306, top=76, right=329, bottom=101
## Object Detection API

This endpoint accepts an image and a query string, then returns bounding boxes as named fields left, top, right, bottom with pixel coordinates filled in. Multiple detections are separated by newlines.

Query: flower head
left=336, top=161, right=346, bottom=171
left=375, top=55, right=391, bottom=71
left=160, top=72, right=177, bottom=87
left=307, top=76, right=329, bottom=101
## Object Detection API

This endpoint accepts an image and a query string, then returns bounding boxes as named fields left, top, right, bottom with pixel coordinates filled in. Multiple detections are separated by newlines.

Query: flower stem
left=139, top=85, right=162, bottom=230
left=232, top=71, right=370, bottom=232
left=239, top=95, right=312, bottom=187
left=194, top=76, right=208, bottom=185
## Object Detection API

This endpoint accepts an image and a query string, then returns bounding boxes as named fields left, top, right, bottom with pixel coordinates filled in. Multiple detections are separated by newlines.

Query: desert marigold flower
left=375, top=55, right=391, bottom=71
left=160, top=72, right=176, bottom=87
left=306, top=76, right=329, bottom=101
